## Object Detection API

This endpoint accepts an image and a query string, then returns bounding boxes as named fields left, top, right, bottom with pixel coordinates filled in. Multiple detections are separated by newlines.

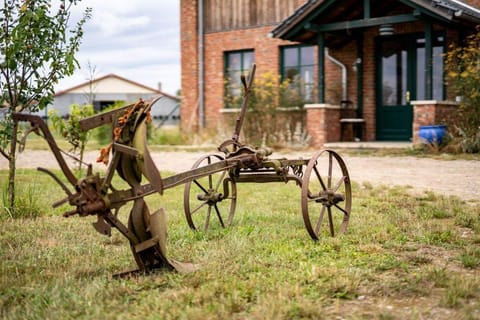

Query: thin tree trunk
left=7, top=121, right=18, bottom=212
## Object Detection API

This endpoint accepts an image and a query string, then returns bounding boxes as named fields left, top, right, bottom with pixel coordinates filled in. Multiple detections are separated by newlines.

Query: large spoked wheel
left=184, top=154, right=237, bottom=231
left=301, top=149, right=351, bottom=240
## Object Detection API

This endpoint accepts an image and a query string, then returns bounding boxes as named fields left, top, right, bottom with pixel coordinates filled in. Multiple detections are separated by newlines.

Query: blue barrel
left=418, top=125, right=447, bottom=144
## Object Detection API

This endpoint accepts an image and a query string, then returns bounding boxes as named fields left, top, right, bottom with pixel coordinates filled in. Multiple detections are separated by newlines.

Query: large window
left=224, top=50, right=255, bottom=107
left=416, top=35, right=445, bottom=101
left=281, top=45, right=315, bottom=102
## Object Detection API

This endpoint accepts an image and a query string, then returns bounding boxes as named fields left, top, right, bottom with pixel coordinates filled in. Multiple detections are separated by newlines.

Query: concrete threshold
left=323, top=141, right=413, bottom=149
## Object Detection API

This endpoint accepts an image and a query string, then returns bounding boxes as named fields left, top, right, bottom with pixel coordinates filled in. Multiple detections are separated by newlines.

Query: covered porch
left=271, top=0, right=480, bottom=147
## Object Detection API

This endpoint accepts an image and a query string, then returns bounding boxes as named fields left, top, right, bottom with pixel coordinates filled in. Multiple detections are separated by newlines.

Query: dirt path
left=2, top=149, right=479, bottom=201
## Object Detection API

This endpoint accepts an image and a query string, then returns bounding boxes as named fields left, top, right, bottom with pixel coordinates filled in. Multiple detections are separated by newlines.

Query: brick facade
left=180, top=0, right=200, bottom=133
left=412, top=101, right=460, bottom=143
left=202, top=26, right=296, bottom=130
left=181, top=0, right=479, bottom=147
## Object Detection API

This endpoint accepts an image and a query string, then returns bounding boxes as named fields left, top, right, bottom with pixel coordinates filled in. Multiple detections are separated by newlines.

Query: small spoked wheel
left=184, top=154, right=237, bottom=231
left=301, top=149, right=351, bottom=240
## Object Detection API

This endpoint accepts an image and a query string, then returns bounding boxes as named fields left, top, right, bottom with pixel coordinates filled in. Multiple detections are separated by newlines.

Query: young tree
left=49, top=104, right=94, bottom=175
left=0, top=0, right=91, bottom=212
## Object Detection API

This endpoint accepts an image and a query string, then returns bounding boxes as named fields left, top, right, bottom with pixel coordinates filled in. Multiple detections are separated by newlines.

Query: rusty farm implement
left=12, top=64, right=351, bottom=274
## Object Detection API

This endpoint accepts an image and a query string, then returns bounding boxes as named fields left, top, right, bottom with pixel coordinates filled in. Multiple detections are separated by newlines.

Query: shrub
left=224, top=72, right=307, bottom=147
left=49, top=104, right=94, bottom=173
left=444, top=29, right=480, bottom=153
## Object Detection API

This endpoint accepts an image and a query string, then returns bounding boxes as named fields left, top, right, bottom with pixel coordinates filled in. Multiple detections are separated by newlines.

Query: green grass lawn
left=1, top=169, right=479, bottom=319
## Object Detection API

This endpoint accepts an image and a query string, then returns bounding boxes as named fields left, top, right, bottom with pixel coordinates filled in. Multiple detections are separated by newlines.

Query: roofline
left=55, top=73, right=179, bottom=100
left=270, top=0, right=320, bottom=39
left=271, top=0, right=480, bottom=40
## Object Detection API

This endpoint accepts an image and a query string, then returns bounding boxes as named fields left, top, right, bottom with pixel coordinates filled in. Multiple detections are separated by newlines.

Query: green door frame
left=375, top=34, right=417, bottom=141
left=375, top=31, right=445, bottom=141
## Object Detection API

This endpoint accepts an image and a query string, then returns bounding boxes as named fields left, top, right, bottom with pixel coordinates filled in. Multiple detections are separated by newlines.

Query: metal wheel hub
left=313, top=190, right=345, bottom=206
left=197, top=190, right=224, bottom=204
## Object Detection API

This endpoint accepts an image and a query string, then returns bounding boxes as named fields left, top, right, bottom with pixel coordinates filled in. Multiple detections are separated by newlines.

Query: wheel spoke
left=334, top=203, right=350, bottom=217
left=332, top=176, right=346, bottom=193
left=328, top=152, right=333, bottom=188
left=327, top=207, right=334, bottom=237
left=204, top=206, right=212, bottom=231
left=190, top=201, right=208, bottom=215
left=313, top=166, right=327, bottom=191
left=193, top=179, right=208, bottom=194
left=207, top=158, right=214, bottom=189
left=315, top=205, right=326, bottom=235
left=214, top=170, right=227, bottom=191
left=214, top=204, right=225, bottom=228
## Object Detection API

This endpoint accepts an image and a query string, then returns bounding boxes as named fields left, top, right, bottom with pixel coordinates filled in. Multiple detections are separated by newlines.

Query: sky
left=55, top=0, right=181, bottom=96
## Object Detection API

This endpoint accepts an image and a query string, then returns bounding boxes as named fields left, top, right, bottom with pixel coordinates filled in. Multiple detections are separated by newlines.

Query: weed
left=441, top=276, right=479, bottom=308
left=0, top=170, right=479, bottom=318
left=458, top=246, right=480, bottom=269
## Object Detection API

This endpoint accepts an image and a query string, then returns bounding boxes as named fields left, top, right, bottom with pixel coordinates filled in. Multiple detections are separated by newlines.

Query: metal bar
left=108, top=160, right=238, bottom=204
left=232, top=64, right=256, bottom=144
left=113, top=142, right=139, bottom=157
left=234, top=173, right=303, bottom=186
left=78, top=96, right=162, bottom=132
left=108, top=155, right=309, bottom=205
left=78, top=104, right=132, bottom=131
left=11, top=113, right=78, bottom=186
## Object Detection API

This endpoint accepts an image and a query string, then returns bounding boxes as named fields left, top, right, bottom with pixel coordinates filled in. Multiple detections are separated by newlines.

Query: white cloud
left=55, top=0, right=180, bottom=95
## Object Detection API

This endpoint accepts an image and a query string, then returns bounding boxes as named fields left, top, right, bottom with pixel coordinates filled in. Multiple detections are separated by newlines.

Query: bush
left=224, top=72, right=307, bottom=147
left=444, top=29, right=480, bottom=153
left=149, top=127, right=185, bottom=145
left=49, top=104, right=95, bottom=172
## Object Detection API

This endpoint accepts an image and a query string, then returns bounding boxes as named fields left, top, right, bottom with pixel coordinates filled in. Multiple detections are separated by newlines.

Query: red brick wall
left=412, top=102, right=460, bottom=143
left=305, top=105, right=341, bottom=146
left=202, top=27, right=305, bottom=129
left=181, top=1, right=307, bottom=135
left=180, top=0, right=199, bottom=133
left=463, top=0, right=480, bottom=7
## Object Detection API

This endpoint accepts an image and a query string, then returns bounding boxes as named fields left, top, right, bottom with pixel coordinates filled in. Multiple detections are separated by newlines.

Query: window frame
left=280, top=44, right=315, bottom=103
left=224, top=49, right=255, bottom=108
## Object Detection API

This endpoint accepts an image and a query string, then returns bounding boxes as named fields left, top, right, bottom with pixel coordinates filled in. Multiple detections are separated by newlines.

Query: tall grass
left=0, top=170, right=479, bottom=319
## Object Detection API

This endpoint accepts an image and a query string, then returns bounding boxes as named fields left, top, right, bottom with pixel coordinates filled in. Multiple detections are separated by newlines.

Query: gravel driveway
left=2, top=149, right=479, bottom=201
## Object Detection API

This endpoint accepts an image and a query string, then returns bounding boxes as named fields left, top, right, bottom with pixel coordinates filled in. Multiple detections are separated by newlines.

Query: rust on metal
left=12, top=64, right=351, bottom=275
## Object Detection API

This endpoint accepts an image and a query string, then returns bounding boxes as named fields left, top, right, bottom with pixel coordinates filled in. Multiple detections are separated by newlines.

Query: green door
left=376, top=37, right=415, bottom=141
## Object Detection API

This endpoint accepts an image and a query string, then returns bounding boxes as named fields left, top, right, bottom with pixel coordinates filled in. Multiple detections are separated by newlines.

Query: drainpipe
left=325, top=48, right=347, bottom=102
left=198, top=0, right=205, bottom=129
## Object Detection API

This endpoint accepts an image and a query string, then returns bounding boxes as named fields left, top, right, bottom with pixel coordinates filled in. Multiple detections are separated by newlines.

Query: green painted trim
left=305, top=13, right=420, bottom=33
left=356, top=34, right=364, bottom=118
left=280, top=0, right=337, bottom=40
left=364, top=0, right=370, bottom=19
left=425, top=20, right=433, bottom=100
left=317, top=34, right=325, bottom=103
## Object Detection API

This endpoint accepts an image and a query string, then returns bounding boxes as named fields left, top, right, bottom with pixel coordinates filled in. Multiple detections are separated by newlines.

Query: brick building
left=180, top=0, right=480, bottom=147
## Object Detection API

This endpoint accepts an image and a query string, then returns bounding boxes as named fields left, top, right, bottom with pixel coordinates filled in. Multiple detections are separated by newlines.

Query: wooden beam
left=305, top=12, right=421, bottom=32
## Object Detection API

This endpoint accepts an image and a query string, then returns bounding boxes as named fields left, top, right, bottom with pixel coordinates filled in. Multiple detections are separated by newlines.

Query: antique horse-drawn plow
left=12, top=64, right=351, bottom=274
